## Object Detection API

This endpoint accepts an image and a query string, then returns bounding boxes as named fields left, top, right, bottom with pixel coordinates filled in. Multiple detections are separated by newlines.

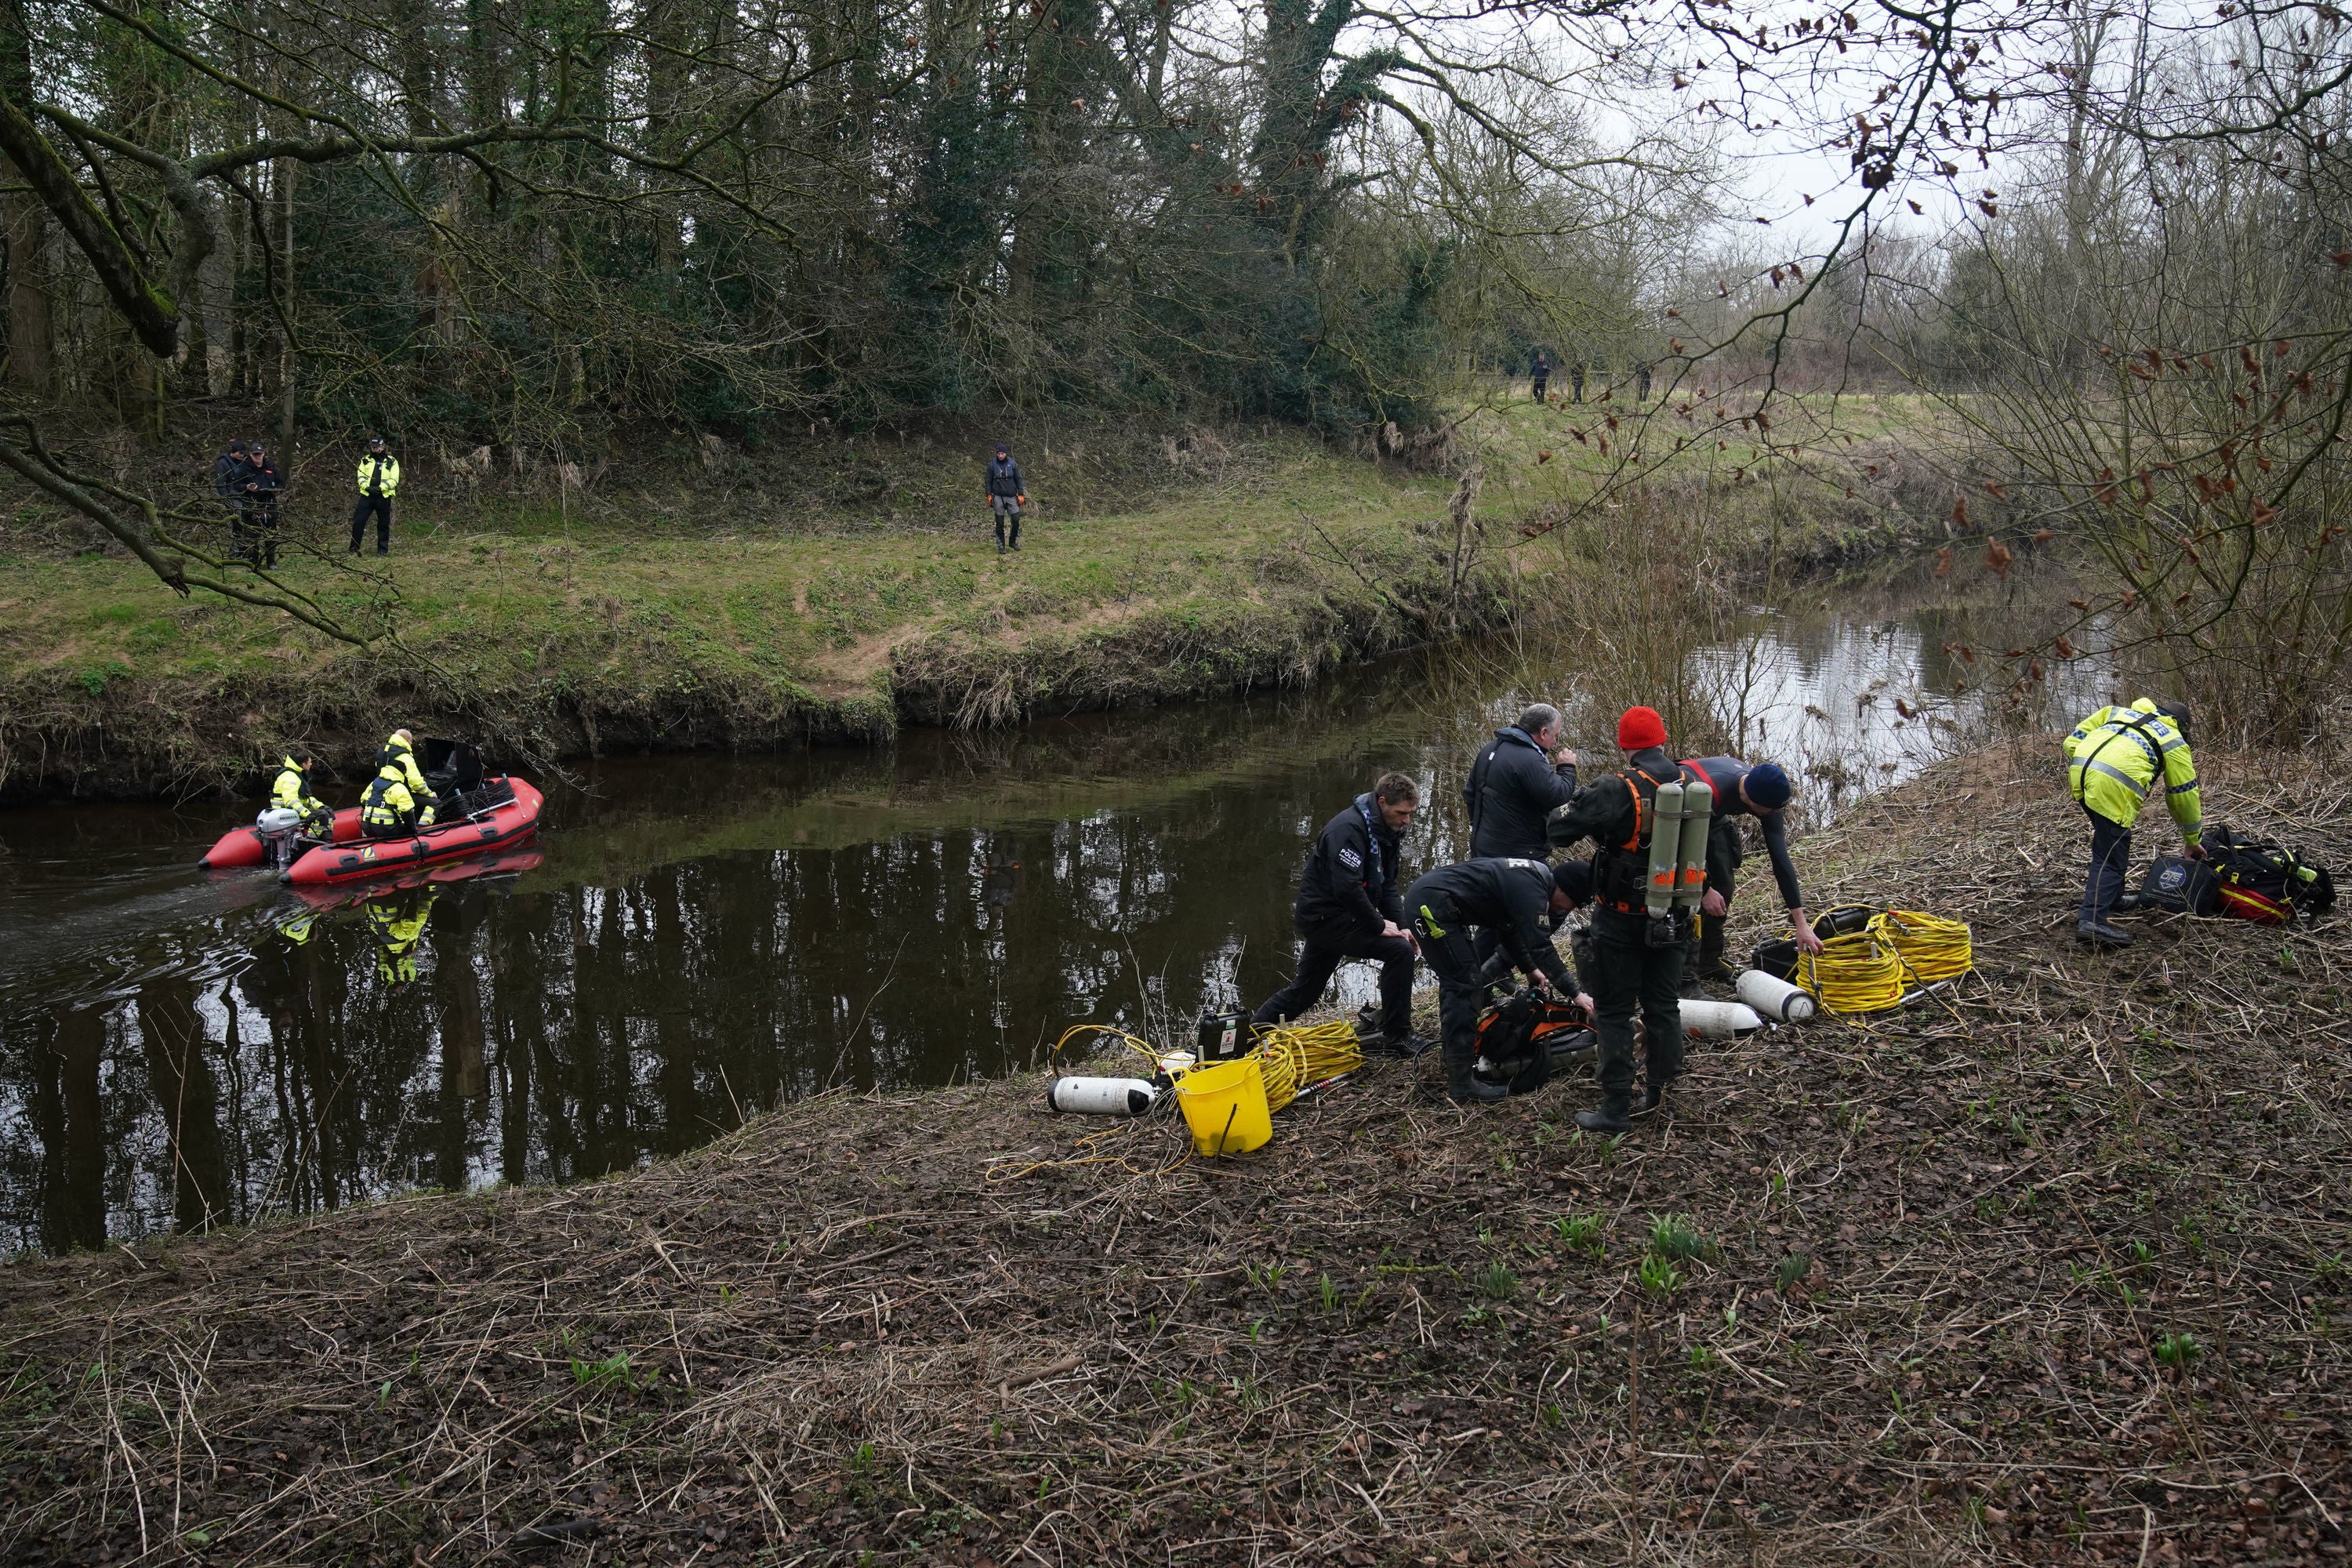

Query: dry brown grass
left=1, top=738, right=2348, bottom=1566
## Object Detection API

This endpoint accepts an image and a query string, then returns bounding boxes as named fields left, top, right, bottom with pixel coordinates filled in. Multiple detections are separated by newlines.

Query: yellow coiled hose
left=1875, top=909, right=1973, bottom=985
left=1247, top=1019, right=1363, bottom=1112
left=1794, top=931, right=1906, bottom=1014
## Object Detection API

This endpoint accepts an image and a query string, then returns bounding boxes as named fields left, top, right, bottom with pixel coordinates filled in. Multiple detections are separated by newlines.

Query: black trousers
left=351, top=494, right=393, bottom=554
left=1413, top=905, right=1550, bottom=1093
left=1254, top=926, right=1415, bottom=1036
left=1530, top=375, right=1548, bottom=401
left=2079, top=804, right=2133, bottom=924
left=1588, top=906, right=1684, bottom=1102
left=992, top=495, right=1022, bottom=547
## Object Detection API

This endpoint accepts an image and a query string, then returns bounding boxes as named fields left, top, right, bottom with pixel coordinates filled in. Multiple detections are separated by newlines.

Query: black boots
left=1445, top=1040, right=1508, bottom=1104
left=1634, top=1080, right=1673, bottom=1119
left=1575, top=1098, right=1631, bottom=1133
left=2077, top=919, right=2135, bottom=947
left=1690, top=917, right=1734, bottom=985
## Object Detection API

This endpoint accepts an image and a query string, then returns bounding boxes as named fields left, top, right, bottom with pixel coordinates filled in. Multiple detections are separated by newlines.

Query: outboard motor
left=254, top=806, right=306, bottom=870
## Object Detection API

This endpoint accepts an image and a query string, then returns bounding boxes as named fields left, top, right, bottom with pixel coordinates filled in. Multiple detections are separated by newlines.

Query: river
left=0, top=561, right=2108, bottom=1252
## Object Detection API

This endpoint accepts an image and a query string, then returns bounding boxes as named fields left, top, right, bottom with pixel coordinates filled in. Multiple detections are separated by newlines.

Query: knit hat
left=1552, top=858, right=1592, bottom=906
left=1617, top=706, right=1667, bottom=751
left=1744, top=762, right=1792, bottom=810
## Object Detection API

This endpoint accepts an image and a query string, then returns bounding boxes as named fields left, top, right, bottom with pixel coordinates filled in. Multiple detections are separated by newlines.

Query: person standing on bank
left=1465, top=703, right=1578, bottom=860
left=2063, top=697, right=2203, bottom=947
left=1530, top=350, right=1551, bottom=403
left=1569, top=360, right=1586, bottom=402
left=985, top=442, right=1026, bottom=554
left=350, top=434, right=401, bottom=557
left=236, top=441, right=283, bottom=567
left=1404, top=855, right=1593, bottom=1104
left=1544, top=704, right=1692, bottom=1132
left=1253, top=772, right=1431, bottom=1058
left=214, top=440, right=251, bottom=545
left=1678, top=756, right=1825, bottom=984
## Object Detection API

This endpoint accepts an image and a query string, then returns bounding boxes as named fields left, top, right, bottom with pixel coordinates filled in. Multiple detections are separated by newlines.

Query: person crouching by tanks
left=1679, top=756, right=1824, bottom=985
left=360, top=728, right=441, bottom=838
left=2063, top=697, right=2203, bottom=946
left=1404, top=856, right=1593, bottom=1104
left=1544, top=704, right=1691, bottom=1131
left=1252, top=771, right=1432, bottom=1058
left=985, top=442, right=1026, bottom=554
left=1465, top=702, right=1578, bottom=859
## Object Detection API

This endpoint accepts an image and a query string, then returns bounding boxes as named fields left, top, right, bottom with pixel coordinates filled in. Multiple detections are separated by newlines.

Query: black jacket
left=1683, top=755, right=1803, bottom=907
left=985, top=456, right=1025, bottom=499
left=1403, top=857, right=1576, bottom=992
left=213, top=453, right=245, bottom=499
left=1545, top=745, right=1675, bottom=856
left=1294, top=793, right=1405, bottom=941
left=236, top=457, right=283, bottom=495
left=1465, top=727, right=1577, bottom=859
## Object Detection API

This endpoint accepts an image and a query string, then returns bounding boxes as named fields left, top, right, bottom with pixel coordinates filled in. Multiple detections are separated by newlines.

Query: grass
left=0, top=394, right=1938, bottom=798
left=0, top=735, right=2346, bottom=1563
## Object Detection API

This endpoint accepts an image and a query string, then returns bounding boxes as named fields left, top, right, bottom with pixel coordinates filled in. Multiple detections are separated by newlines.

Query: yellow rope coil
left=1247, top=1019, right=1363, bottom=1112
left=1872, top=909, right=1973, bottom=985
left=1794, top=931, right=1905, bottom=1014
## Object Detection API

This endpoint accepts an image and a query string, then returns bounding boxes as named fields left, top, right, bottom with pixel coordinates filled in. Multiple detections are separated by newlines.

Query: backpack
left=2136, top=853, right=2220, bottom=916
left=2207, top=827, right=2336, bottom=926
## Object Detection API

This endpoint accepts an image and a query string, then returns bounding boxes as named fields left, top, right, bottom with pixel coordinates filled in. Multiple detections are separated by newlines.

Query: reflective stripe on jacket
left=2063, top=700, right=2202, bottom=842
left=355, top=454, right=401, bottom=497
left=361, top=770, right=426, bottom=828
left=269, top=756, right=327, bottom=818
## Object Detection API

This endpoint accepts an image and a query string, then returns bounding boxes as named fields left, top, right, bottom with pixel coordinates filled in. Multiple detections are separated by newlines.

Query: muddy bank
left=2, top=739, right=2347, bottom=1564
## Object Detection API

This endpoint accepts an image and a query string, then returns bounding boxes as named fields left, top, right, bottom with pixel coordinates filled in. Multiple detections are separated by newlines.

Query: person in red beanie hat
left=1544, top=704, right=1695, bottom=1131
left=1617, top=705, right=1667, bottom=752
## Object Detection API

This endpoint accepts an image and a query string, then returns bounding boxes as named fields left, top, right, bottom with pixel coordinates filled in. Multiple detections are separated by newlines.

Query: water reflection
left=0, top=566, right=2104, bottom=1250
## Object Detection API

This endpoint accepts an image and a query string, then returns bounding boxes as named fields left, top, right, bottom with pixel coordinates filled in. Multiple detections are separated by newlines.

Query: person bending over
left=2063, top=697, right=2202, bottom=946
left=1404, top=856, right=1592, bottom=1104
left=1678, top=755, right=1824, bottom=983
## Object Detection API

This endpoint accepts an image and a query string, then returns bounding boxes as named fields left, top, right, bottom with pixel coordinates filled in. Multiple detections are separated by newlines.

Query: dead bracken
left=1, top=735, right=2347, bottom=1565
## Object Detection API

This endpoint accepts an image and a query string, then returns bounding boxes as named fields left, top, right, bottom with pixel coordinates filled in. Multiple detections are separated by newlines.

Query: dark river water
left=0, top=567, right=2107, bottom=1251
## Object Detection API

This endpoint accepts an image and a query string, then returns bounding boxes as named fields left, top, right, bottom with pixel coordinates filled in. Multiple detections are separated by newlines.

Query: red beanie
left=1617, top=706, right=1668, bottom=751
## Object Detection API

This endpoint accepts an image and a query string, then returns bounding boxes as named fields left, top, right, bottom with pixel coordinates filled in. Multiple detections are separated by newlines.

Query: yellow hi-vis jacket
left=360, top=735, right=438, bottom=830
left=355, top=452, right=401, bottom=498
left=269, top=755, right=328, bottom=821
left=2064, top=699, right=2202, bottom=844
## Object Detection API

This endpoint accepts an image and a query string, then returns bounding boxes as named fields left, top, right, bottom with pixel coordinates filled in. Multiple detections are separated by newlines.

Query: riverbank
left=0, top=397, right=1947, bottom=801
left=2, top=739, right=2346, bottom=1565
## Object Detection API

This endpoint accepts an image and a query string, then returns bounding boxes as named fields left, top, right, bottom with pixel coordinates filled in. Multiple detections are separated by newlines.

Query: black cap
left=229, top=441, right=248, bottom=453
left=367, top=434, right=386, bottom=447
left=2156, top=700, right=2192, bottom=742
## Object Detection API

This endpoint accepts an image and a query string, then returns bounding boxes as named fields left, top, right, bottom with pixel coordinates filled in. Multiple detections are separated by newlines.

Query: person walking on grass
left=1530, top=350, right=1551, bottom=404
left=213, top=440, right=250, bottom=548
left=985, top=442, right=1026, bottom=554
left=236, top=441, right=283, bottom=568
left=351, top=434, right=401, bottom=556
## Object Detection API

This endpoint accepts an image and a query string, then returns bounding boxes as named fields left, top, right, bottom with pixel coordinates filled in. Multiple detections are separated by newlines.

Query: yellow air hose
left=1247, top=1019, right=1363, bottom=1112
left=1872, top=909, right=1974, bottom=986
left=1793, top=930, right=1906, bottom=1014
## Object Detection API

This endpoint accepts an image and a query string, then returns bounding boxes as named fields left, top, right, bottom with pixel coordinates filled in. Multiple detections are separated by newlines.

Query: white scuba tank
left=1679, top=998, right=1766, bottom=1039
left=1737, top=968, right=1817, bottom=1023
left=1046, top=1076, right=1160, bottom=1116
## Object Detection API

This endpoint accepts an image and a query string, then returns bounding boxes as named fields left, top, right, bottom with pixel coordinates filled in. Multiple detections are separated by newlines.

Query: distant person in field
left=1568, top=360, right=1585, bottom=402
left=1530, top=350, right=1551, bottom=403
left=1635, top=361, right=1653, bottom=402
left=984, top=442, right=1026, bottom=554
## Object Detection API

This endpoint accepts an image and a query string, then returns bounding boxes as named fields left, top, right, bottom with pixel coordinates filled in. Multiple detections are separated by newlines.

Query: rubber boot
left=1445, top=1039, right=1508, bottom=1104
left=1575, top=1096, right=1632, bottom=1134
left=1634, top=1079, right=1674, bottom=1120
left=1690, top=916, right=1734, bottom=985
left=2077, top=919, right=2135, bottom=947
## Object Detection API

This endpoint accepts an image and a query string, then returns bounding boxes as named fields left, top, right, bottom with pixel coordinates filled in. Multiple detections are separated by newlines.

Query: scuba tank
left=1737, top=967, right=1817, bottom=1023
left=1675, top=779, right=1714, bottom=913
left=1679, top=998, right=1766, bottom=1039
left=1047, top=1076, right=1160, bottom=1116
left=1644, top=782, right=1686, bottom=946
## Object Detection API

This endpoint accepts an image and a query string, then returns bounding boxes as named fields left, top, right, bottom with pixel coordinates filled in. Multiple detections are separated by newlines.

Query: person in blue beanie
left=1679, top=757, right=1823, bottom=984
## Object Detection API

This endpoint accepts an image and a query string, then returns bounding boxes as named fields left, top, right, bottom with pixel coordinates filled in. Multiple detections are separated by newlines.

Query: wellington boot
left=1690, top=919, right=1733, bottom=985
left=1634, top=1081, right=1674, bottom=1120
left=2077, top=919, right=2135, bottom=948
left=1575, top=1100, right=1632, bottom=1134
left=1445, top=1040, right=1508, bottom=1104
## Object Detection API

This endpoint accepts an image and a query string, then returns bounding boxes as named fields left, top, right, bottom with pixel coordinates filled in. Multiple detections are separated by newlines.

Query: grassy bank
left=0, top=397, right=1944, bottom=801
left=2, top=740, right=2347, bottom=1564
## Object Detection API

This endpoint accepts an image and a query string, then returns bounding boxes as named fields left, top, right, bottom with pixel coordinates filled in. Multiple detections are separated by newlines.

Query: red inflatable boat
left=201, top=807, right=364, bottom=869
left=280, top=777, right=543, bottom=887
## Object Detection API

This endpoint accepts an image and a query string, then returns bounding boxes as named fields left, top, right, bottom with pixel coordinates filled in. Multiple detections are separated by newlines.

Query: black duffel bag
left=2136, top=852, right=2220, bottom=916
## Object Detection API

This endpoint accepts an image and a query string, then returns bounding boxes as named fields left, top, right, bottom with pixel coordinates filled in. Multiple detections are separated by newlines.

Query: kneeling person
left=1404, top=857, right=1592, bottom=1105
left=360, top=728, right=442, bottom=838
left=1254, top=772, right=1428, bottom=1055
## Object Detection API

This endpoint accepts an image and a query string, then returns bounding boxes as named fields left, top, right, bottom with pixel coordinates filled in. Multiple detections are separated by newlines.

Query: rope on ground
left=1247, top=1019, right=1363, bottom=1112
left=1795, top=930, right=1906, bottom=1014
left=1874, top=909, right=1974, bottom=985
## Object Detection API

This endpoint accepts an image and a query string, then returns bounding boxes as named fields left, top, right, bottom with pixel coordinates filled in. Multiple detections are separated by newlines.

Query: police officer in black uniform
left=1545, top=704, right=1692, bottom=1131
left=1403, top=855, right=1592, bottom=1103
left=1251, top=771, right=1430, bottom=1056
left=1464, top=702, right=1578, bottom=859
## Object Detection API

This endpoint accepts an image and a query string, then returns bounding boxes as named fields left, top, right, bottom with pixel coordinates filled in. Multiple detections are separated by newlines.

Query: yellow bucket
left=1175, top=1057, right=1273, bottom=1157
